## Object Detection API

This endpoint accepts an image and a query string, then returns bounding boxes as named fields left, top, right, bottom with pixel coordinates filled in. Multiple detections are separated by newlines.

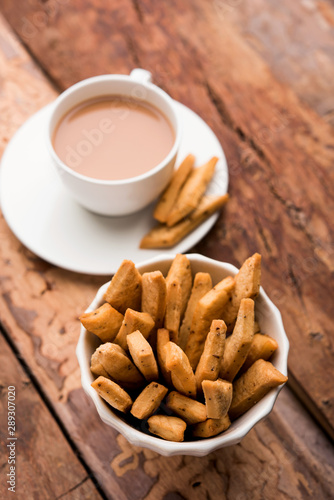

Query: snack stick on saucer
left=127, top=330, right=159, bottom=381
left=94, top=342, right=144, bottom=389
left=166, top=391, right=207, bottom=425
left=240, top=333, right=278, bottom=374
left=104, top=260, right=142, bottom=314
left=195, top=319, right=226, bottom=391
left=229, top=359, right=288, bottom=420
left=131, top=382, right=168, bottom=420
left=114, top=309, right=155, bottom=351
left=166, top=157, right=218, bottom=227
left=185, top=276, right=235, bottom=370
left=91, top=376, right=132, bottom=413
left=147, top=415, right=187, bottom=442
left=154, top=154, right=195, bottom=223
left=202, top=379, right=233, bottom=419
left=220, top=298, right=254, bottom=381
left=80, top=303, right=124, bottom=343
left=192, top=414, right=231, bottom=438
left=221, top=253, right=261, bottom=331
left=140, top=194, right=229, bottom=249
left=179, top=272, right=212, bottom=351
left=165, top=341, right=197, bottom=398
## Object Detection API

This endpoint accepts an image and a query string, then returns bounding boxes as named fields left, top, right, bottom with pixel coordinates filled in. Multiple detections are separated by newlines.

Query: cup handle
left=129, top=68, right=152, bottom=84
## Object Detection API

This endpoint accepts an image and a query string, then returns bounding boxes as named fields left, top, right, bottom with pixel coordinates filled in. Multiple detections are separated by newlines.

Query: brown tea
left=52, top=95, right=175, bottom=180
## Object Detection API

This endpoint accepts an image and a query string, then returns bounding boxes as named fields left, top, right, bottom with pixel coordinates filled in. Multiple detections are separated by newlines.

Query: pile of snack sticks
left=140, top=155, right=229, bottom=248
left=80, top=254, right=287, bottom=442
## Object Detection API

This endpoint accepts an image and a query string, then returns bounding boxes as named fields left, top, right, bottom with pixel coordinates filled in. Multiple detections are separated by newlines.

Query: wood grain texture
left=0, top=0, right=333, bottom=435
left=0, top=5, right=334, bottom=499
left=217, top=0, right=334, bottom=127
left=111, top=388, right=334, bottom=500
left=2, top=0, right=334, bottom=122
left=0, top=332, right=101, bottom=500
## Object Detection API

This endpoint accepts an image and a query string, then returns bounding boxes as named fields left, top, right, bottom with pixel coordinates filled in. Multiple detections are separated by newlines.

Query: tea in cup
left=47, top=69, right=181, bottom=216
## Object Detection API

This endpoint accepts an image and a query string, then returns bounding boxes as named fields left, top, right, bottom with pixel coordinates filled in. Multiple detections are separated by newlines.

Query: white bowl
left=76, top=253, right=289, bottom=456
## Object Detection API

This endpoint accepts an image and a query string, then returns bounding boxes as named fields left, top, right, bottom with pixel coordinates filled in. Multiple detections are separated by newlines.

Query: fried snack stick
left=179, top=272, right=212, bottom=351
left=240, top=333, right=278, bottom=374
left=114, top=309, right=155, bottom=351
left=229, top=359, right=288, bottom=420
left=202, top=379, right=233, bottom=419
left=104, top=260, right=142, bottom=314
left=185, top=276, right=235, bottom=370
left=192, top=414, right=231, bottom=438
left=166, top=391, right=207, bottom=425
left=140, top=194, right=229, bottom=249
left=164, top=278, right=182, bottom=344
left=220, top=298, right=254, bottom=381
left=154, top=154, right=195, bottom=223
left=141, top=271, right=167, bottom=330
left=131, top=382, right=168, bottom=420
left=195, top=320, right=226, bottom=391
left=148, top=415, right=187, bottom=442
left=127, top=330, right=159, bottom=381
left=165, top=341, right=197, bottom=398
left=156, top=328, right=172, bottom=386
left=90, top=350, right=110, bottom=378
left=91, top=376, right=132, bottom=413
left=166, top=254, right=193, bottom=320
left=93, top=342, right=144, bottom=389
left=80, top=303, right=124, bottom=343
left=221, top=253, right=261, bottom=331
left=166, top=157, right=218, bottom=226
left=164, top=253, right=193, bottom=343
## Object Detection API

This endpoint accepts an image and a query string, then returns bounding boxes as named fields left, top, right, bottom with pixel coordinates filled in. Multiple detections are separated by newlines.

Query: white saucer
left=0, top=101, right=228, bottom=275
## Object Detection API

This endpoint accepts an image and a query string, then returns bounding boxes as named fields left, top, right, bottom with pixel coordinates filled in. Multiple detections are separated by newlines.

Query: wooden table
left=0, top=1, right=333, bottom=498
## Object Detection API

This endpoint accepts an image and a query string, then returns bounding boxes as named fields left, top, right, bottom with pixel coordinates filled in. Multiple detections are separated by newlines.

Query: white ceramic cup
left=46, top=69, right=181, bottom=216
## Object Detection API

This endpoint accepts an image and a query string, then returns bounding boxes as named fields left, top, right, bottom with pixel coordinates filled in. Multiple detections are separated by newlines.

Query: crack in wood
left=285, top=255, right=308, bottom=314
left=308, top=331, right=324, bottom=341
left=55, top=475, right=93, bottom=500
left=253, top=215, right=272, bottom=255
left=131, top=0, right=144, bottom=24
left=204, top=79, right=270, bottom=168
left=124, top=32, right=141, bottom=68
left=204, top=79, right=235, bottom=130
